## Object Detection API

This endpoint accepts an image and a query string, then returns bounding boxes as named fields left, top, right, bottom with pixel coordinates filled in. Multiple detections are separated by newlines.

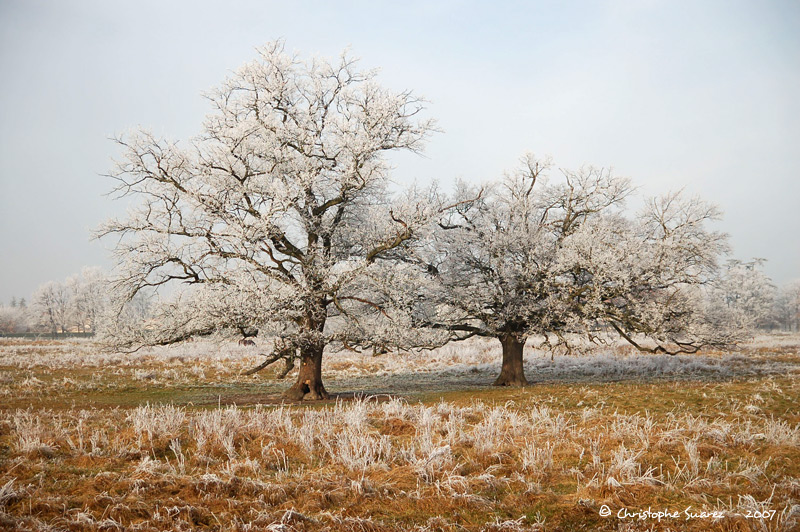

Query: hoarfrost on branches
left=98, top=41, right=441, bottom=400
left=416, top=154, right=737, bottom=386
left=708, top=259, right=777, bottom=331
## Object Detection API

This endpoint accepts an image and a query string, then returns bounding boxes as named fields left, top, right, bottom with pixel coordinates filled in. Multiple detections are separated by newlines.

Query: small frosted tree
left=710, top=259, right=776, bottom=331
left=99, top=41, right=438, bottom=400
left=0, top=297, right=28, bottom=334
left=773, top=281, right=800, bottom=332
left=31, top=281, right=71, bottom=334
left=66, top=267, right=108, bottom=333
left=0, top=305, right=27, bottom=333
left=419, top=155, right=732, bottom=386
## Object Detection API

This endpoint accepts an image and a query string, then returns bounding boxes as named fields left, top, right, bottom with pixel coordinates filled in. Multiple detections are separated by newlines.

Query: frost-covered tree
left=31, top=281, right=71, bottom=334
left=66, top=267, right=108, bottom=333
left=562, top=191, right=735, bottom=353
left=710, top=259, right=776, bottom=330
left=99, top=41, right=438, bottom=400
left=773, top=280, right=800, bottom=331
left=0, top=305, right=27, bottom=333
left=0, top=297, right=27, bottom=333
left=418, top=155, right=731, bottom=386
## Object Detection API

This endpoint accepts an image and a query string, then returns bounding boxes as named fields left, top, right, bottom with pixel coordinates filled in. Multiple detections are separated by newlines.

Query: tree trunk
left=283, top=343, right=330, bottom=401
left=493, top=334, right=528, bottom=386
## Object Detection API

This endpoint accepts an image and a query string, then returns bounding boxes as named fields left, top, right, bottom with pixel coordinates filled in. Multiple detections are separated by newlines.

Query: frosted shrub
left=606, top=444, right=658, bottom=486
left=191, top=406, right=246, bottom=455
left=12, top=410, right=54, bottom=454
left=442, top=408, right=467, bottom=446
left=473, top=421, right=504, bottom=456
left=734, top=457, right=771, bottom=485
left=520, top=441, right=554, bottom=475
left=529, top=405, right=572, bottom=437
left=128, top=404, right=185, bottom=445
left=0, top=479, right=18, bottom=510
left=327, top=429, right=393, bottom=471
left=296, top=411, right=319, bottom=455
left=135, top=455, right=169, bottom=475
left=169, top=438, right=186, bottom=475
left=762, top=417, right=800, bottom=446
left=335, top=396, right=371, bottom=431
left=407, top=443, right=453, bottom=483
left=610, top=413, right=655, bottom=449
left=473, top=406, right=527, bottom=455
left=291, top=408, right=339, bottom=457
left=250, top=404, right=294, bottom=440
left=380, top=396, right=410, bottom=419
left=684, top=439, right=701, bottom=478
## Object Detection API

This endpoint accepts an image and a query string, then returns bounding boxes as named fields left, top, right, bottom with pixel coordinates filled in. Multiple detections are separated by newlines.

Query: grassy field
left=0, top=336, right=798, bottom=531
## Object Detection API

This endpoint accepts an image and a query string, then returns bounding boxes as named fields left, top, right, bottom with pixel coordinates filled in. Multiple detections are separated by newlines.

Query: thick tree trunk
left=493, top=334, right=528, bottom=386
left=283, top=343, right=330, bottom=401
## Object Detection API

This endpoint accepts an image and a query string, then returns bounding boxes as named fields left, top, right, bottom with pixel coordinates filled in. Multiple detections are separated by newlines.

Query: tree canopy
left=413, top=155, right=734, bottom=385
left=100, top=41, right=440, bottom=399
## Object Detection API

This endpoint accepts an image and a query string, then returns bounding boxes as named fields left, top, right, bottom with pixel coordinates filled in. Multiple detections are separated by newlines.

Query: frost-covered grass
left=0, top=335, right=798, bottom=530
left=1, top=387, right=799, bottom=531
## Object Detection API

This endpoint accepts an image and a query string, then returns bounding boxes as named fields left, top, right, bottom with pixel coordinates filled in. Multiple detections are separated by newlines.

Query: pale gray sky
left=1, top=0, right=798, bottom=304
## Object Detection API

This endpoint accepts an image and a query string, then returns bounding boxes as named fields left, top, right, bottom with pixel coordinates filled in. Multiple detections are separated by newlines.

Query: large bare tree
left=99, top=41, right=437, bottom=400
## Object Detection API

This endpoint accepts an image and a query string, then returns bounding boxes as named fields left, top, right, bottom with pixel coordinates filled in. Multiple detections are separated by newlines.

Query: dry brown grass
left=0, top=336, right=798, bottom=531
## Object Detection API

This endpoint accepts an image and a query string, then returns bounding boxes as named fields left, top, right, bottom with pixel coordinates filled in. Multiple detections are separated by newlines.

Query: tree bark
left=283, top=343, right=330, bottom=401
left=493, top=334, right=528, bottom=386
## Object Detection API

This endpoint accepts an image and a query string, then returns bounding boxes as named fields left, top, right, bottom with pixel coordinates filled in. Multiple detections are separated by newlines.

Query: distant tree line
left=4, top=258, right=793, bottom=339
left=0, top=267, right=153, bottom=336
left=713, top=260, right=800, bottom=333
left=1, top=259, right=795, bottom=340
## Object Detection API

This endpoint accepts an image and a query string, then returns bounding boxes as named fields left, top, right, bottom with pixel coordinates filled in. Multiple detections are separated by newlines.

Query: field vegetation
left=1, top=335, right=799, bottom=531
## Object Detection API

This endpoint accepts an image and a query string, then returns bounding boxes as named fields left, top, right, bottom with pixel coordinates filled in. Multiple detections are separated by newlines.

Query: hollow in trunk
left=283, top=344, right=329, bottom=401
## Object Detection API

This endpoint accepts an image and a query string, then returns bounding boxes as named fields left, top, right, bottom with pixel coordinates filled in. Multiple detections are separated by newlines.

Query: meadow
left=0, top=335, right=798, bottom=531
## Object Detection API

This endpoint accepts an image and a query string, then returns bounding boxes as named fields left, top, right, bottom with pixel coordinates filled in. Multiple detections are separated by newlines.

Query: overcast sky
left=1, top=0, right=798, bottom=304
